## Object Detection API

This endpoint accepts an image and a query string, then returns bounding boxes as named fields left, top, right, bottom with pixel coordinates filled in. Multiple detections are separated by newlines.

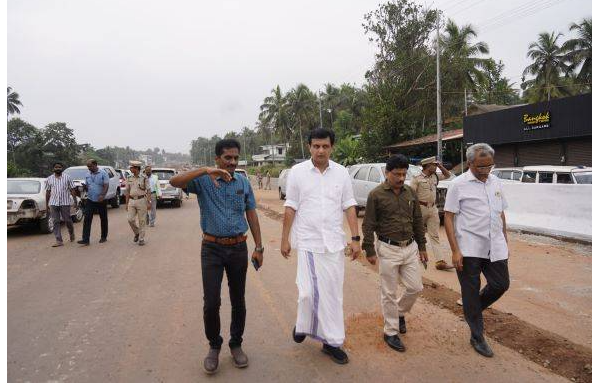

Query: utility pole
left=436, top=14, right=443, bottom=162
left=462, top=87, right=467, bottom=170
left=318, top=91, right=323, bottom=128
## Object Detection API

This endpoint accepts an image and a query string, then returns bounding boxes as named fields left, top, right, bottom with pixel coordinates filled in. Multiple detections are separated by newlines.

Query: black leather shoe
left=384, top=334, right=406, bottom=352
left=133, top=234, right=139, bottom=243
left=470, top=336, right=494, bottom=357
left=322, top=344, right=349, bottom=364
left=99, top=238, right=107, bottom=243
left=292, top=326, right=306, bottom=343
left=399, top=316, right=407, bottom=334
left=77, top=240, right=89, bottom=246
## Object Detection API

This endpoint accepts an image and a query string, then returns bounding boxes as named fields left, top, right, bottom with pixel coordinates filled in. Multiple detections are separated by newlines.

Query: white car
left=63, top=165, right=121, bottom=208
left=491, top=166, right=592, bottom=184
left=350, top=163, right=422, bottom=215
left=278, top=169, right=290, bottom=200
left=152, top=168, right=183, bottom=207
left=8, top=178, right=83, bottom=234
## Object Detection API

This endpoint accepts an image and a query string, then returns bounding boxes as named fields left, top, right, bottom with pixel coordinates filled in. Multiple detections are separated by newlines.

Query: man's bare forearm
left=501, top=212, right=508, bottom=243
left=282, top=207, right=296, bottom=241
left=438, top=163, right=451, bottom=178
left=170, top=167, right=210, bottom=188
left=444, top=212, right=460, bottom=253
left=45, top=190, right=51, bottom=208
left=345, top=206, right=359, bottom=237
left=246, top=209, right=262, bottom=247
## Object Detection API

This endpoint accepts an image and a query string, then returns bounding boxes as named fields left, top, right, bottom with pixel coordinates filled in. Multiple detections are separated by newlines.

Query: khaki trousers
left=420, top=205, right=444, bottom=262
left=377, top=241, right=424, bottom=336
left=127, top=197, right=147, bottom=241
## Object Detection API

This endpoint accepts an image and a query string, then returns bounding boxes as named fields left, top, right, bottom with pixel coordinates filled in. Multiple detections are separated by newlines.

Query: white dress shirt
left=284, top=159, right=357, bottom=253
left=444, top=170, right=509, bottom=262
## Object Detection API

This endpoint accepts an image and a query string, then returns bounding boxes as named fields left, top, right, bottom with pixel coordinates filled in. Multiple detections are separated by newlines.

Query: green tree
left=286, top=84, right=317, bottom=159
left=474, top=59, right=521, bottom=105
left=7, top=87, right=22, bottom=117
left=361, top=0, right=438, bottom=161
left=332, top=136, right=362, bottom=166
left=522, top=31, right=572, bottom=102
left=259, top=85, right=291, bottom=156
left=562, top=18, right=592, bottom=90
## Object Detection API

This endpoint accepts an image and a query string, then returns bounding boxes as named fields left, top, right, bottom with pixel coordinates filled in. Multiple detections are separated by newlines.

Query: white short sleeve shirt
left=284, top=159, right=357, bottom=253
left=444, top=170, right=509, bottom=261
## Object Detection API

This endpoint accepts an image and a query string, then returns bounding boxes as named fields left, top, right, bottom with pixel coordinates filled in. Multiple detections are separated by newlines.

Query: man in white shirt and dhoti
left=280, top=128, right=361, bottom=365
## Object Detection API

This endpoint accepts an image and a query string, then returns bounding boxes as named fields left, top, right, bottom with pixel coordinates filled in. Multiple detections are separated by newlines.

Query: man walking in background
left=126, top=161, right=151, bottom=246
left=281, top=128, right=361, bottom=365
left=170, top=139, right=264, bottom=375
left=144, top=165, right=161, bottom=227
left=45, top=162, right=77, bottom=247
left=77, top=159, right=109, bottom=246
left=410, top=156, right=453, bottom=270
left=444, top=143, right=510, bottom=358
left=362, top=154, right=427, bottom=352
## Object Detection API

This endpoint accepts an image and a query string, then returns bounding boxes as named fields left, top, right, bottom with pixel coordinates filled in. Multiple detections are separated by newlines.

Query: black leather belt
left=129, top=195, right=146, bottom=200
left=378, top=236, right=414, bottom=247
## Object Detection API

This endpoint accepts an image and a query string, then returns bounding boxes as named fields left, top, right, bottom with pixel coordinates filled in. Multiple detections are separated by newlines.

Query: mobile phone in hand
left=252, top=258, right=260, bottom=271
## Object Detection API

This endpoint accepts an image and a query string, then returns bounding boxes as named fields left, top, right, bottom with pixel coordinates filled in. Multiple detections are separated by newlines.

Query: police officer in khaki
left=410, top=156, right=454, bottom=270
left=125, top=161, right=152, bottom=246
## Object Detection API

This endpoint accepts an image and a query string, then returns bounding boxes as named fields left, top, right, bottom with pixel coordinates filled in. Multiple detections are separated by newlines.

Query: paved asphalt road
left=8, top=197, right=565, bottom=382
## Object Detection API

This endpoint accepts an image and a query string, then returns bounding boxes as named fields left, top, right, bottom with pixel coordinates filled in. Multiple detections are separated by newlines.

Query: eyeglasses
left=475, top=164, right=495, bottom=171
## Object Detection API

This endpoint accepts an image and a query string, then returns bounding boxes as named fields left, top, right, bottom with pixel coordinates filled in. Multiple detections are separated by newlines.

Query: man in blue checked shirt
left=170, top=139, right=263, bottom=375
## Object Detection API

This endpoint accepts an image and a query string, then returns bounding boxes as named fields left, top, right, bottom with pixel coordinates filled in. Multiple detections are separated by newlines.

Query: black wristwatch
left=351, top=236, right=361, bottom=242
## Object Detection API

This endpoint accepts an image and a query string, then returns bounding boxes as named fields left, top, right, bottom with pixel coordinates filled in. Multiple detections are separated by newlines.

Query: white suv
left=152, top=168, right=183, bottom=207
left=64, top=165, right=121, bottom=208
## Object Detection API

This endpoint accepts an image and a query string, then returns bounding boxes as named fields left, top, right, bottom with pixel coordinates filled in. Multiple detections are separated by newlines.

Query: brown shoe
left=51, top=241, right=64, bottom=247
left=435, top=260, right=455, bottom=270
left=230, top=346, right=249, bottom=368
left=203, top=348, right=220, bottom=375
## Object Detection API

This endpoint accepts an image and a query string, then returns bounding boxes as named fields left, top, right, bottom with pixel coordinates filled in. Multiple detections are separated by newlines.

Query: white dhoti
left=295, top=249, right=345, bottom=347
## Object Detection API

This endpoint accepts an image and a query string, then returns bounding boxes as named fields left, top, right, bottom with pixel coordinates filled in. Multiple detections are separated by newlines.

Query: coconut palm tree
left=441, top=19, right=490, bottom=92
left=259, top=85, right=291, bottom=159
left=522, top=31, right=572, bottom=102
left=286, top=84, right=316, bottom=159
left=562, top=18, right=591, bottom=87
left=7, top=87, right=22, bottom=116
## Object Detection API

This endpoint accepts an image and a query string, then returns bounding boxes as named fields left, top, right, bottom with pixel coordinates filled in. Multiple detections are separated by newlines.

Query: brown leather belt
left=203, top=233, right=247, bottom=246
left=419, top=201, right=435, bottom=207
left=129, top=195, right=146, bottom=200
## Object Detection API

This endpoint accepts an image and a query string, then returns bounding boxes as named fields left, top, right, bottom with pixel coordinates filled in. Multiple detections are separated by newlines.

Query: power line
left=480, top=0, right=571, bottom=33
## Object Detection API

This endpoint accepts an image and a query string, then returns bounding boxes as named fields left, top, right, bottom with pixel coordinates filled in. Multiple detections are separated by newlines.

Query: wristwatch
left=351, top=236, right=361, bottom=242
left=255, top=246, right=265, bottom=253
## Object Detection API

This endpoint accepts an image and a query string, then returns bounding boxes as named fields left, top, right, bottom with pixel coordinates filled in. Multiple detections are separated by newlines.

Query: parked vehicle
left=278, top=169, right=290, bottom=200
left=235, top=169, right=248, bottom=178
left=152, top=168, right=183, bottom=207
left=115, top=169, right=132, bottom=203
left=349, top=163, right=422, bottom=215
left=8, top=178, right=82, bottom=233
left=491, top=165, right=592, bottom=184
left=491, top=167, right=523, bottom=182
left=64, top=165, right=121, bottom=208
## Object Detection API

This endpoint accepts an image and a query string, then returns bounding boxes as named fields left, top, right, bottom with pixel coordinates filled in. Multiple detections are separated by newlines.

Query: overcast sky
left=8, top=0, right=591, bottom=153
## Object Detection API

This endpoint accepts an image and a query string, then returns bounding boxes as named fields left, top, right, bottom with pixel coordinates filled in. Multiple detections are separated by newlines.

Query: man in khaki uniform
left=362, top=154, right=428, bottom=353
left=410, top=156, right=454, bottom=271
left=125, top=161, right=152, bottom=246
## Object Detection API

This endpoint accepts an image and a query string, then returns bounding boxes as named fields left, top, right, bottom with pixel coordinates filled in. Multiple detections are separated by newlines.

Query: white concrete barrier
left=502, top=183, right=592, bottom=241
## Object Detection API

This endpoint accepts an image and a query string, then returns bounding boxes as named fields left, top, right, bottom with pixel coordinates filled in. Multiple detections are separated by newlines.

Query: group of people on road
left=45, top=130, right=510, bottom=374
left=44, top=160, right=164, bottom=248
left=171, top=129, right=511, bottom=375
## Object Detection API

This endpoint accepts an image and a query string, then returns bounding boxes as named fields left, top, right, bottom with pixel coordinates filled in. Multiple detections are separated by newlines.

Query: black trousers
left=201, top=240, right=248, bottom=349
left=82, top=200, right=108, bottom=242
left=456, top=257, right=509, bottom=341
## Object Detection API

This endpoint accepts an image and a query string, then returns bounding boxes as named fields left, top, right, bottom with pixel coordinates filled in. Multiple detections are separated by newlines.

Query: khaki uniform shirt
left=362, top=182, right=426, bottom=257
left=127, top=174, right=150, bottom=198
left=410, top=172, right=446, bottom=204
